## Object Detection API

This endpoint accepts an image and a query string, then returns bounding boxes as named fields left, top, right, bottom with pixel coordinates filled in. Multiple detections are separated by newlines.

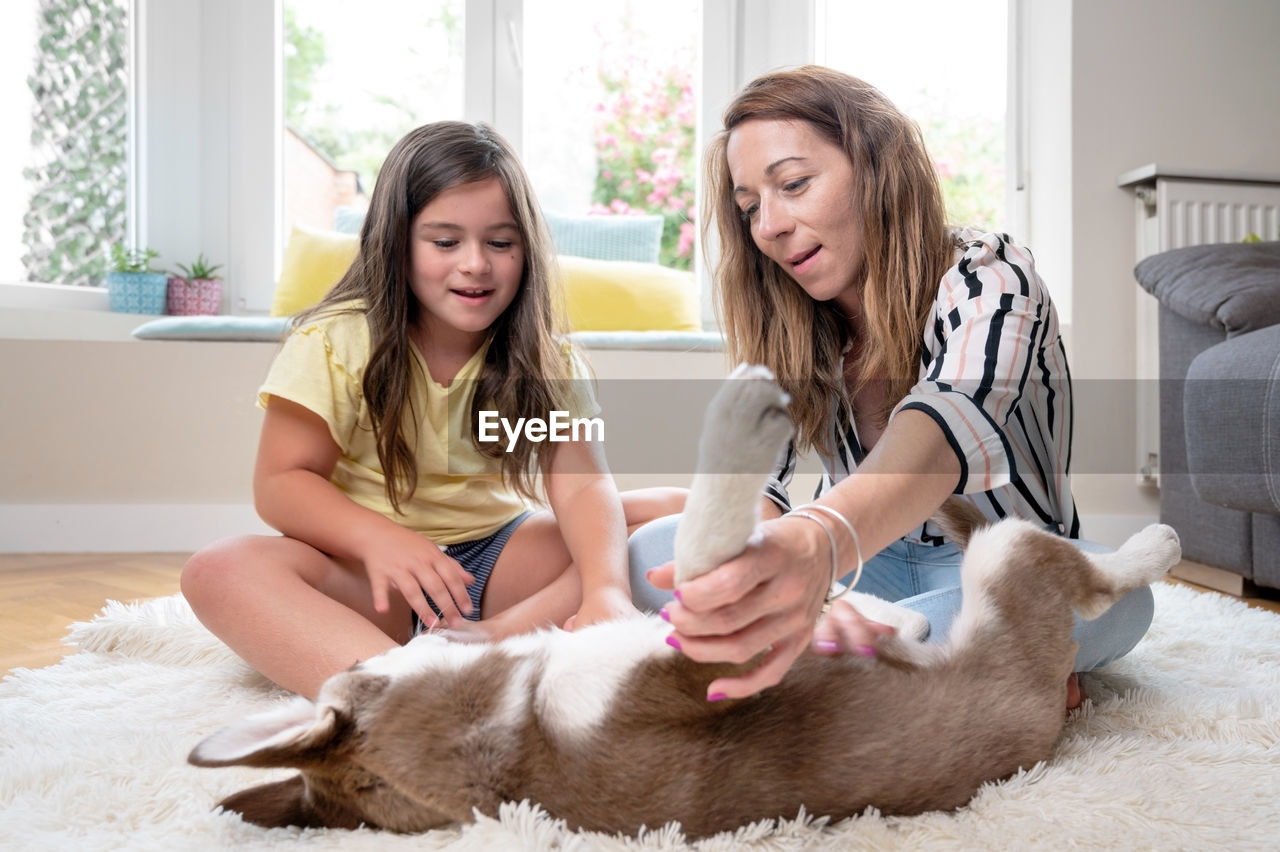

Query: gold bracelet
left=783, top=510, right=842, bottom=604
left=794, top=502, right=863, bottom=601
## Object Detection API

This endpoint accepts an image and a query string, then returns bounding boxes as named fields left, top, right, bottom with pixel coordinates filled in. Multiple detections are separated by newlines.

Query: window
left=281, top=0, right=700, bottom=272
left=522, top=0, right=699, bottom=270
left=816, top=0, right=1009, bottom=233
left=0, top=0, right=130, bottom=288
left=281, top=0, right=465, bottom=240
left=5, top=2, right=1020, bottom=318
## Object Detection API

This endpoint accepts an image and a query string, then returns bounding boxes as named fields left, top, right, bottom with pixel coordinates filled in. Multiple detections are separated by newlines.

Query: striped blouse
left=764, top=229, right=1079, bottom=544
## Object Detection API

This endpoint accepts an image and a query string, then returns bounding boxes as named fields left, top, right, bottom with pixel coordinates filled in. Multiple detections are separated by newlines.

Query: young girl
left=183, top=121, right=681, bottom=699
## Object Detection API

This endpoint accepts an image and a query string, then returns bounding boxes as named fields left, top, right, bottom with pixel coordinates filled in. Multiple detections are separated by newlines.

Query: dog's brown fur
left=190, top=368, right=1180, bottom=838
left=190, top=514, right=1177, bottom=838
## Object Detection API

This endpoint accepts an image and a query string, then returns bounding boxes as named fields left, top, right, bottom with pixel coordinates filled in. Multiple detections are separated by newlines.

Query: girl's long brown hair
left=704, top=66, right=956, bottom=454
left=298, top=121, right=570, bottom=512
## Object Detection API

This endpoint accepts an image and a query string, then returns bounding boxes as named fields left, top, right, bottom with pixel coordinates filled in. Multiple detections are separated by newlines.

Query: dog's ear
left=213, top=774, right=362, bottom=829
left=188, top=696, right=343, bottom=769
left=929, top=497, right=990, bottom=550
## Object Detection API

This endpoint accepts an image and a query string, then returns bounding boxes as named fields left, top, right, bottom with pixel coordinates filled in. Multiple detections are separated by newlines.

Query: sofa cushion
left=132, top=315, right=291, bottom=341
left=1134, top=241, right=1280, bottom=337
left=327, top=209, right=665, bottom=265
left=545, top=212, right=664, bottom=264
left=333, top=205, right=365, bottom=235
left=568, top=330, right=722, bottom=351
left=1183, top=323, right=1280, bottom=514
left=558, top=255, right=700, bottom=332
left=270, top=225, right=359, bottom=317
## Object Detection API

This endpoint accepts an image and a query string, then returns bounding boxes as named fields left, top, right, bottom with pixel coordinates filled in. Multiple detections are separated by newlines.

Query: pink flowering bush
left=591, top=45, right=696, bottom=270
left=922, top=111, right=1006, bottom=231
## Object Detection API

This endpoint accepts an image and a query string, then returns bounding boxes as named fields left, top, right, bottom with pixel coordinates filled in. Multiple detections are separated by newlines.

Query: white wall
left=1014, top=0, right=1073, bottom=327
left=7, top=0, right=1280, bottom=551
left=0, top=327, right=729, bottom=552
left=1045, top=0, right=1280, bottom=527
left=141, top=0, right=279, bottom=315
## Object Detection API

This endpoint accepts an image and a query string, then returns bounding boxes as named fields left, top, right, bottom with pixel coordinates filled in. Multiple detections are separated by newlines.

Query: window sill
left=0, top=306, right=149, bottom=342
left=0, top=280, right=109, bottom=312
left=0, top=282, right=150, bottom=341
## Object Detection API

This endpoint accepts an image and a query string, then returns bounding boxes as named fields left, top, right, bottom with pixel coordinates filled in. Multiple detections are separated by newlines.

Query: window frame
left=0, top=0, right=834, bottom=325
left=4, top=1, right=1034, bottom=325
left=221, top=0, right=822, bottom=319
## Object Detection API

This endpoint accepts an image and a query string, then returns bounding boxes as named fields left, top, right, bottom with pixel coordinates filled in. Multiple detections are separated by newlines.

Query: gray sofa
left=1135, top=241, right=1280, bottom=594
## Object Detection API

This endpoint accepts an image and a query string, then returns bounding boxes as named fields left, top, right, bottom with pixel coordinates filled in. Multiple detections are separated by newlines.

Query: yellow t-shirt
left=258, top=303, right=598, bottom=545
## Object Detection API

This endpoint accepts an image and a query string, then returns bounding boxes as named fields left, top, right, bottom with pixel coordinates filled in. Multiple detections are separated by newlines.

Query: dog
left=189, top=365, right=1181, bottom=838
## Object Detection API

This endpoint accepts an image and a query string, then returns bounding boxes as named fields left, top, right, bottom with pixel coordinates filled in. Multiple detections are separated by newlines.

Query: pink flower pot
left=166, top=276, right=223, bottom=315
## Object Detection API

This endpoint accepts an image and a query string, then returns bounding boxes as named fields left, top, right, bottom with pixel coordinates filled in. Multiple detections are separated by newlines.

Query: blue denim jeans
left=627, top=514, right=1154, bottom=672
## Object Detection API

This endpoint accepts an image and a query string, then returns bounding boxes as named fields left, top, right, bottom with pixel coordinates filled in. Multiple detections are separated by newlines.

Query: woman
left=631, top=66, right=1153, bottom=705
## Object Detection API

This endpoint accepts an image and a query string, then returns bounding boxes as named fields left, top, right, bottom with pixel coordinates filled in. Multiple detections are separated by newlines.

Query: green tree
left=22, top=0, right=129, bottom=287
left=282, top=1, right=463, bottom=192
left=282, top=5, right=413, bottom=187
left=284, top=6, right=327, bottom=132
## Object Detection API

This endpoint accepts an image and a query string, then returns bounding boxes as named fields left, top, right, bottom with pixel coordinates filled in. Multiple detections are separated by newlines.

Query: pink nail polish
left=673, top=589, right=683, bottom=603
left=815, top=640, right=839, bottom=653
left=857, top=644, right=876, bottom=658
left=659, top=608, right=670, bottom=622
left=665, top=635, right=682, bottom=651
left=707, top=692, right=727, bottom=703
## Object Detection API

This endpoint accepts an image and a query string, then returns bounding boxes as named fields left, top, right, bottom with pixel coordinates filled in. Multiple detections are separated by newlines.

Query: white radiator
left=1119, top=165, right=1280, bottom=488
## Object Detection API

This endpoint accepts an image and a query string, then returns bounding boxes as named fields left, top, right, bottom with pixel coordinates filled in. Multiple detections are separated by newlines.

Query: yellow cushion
left=557, top=255, right=701, bottom=332
left=270, top=225, right=360, bottom=317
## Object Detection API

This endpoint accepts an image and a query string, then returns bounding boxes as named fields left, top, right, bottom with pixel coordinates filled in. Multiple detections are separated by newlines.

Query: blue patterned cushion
left=544, top=212, right=664, bottom=264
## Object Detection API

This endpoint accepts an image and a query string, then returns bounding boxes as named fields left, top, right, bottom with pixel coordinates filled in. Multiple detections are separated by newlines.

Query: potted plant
left=106, top=244, right=168, bottom=314
left=167, top=253, right=224, bottom=315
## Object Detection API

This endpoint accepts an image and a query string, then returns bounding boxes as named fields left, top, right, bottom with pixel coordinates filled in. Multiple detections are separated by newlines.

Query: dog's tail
left=929, top=497, right=991, bottom=550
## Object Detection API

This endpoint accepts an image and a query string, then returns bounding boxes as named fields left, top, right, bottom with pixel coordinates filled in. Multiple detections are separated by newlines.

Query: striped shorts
left=413, top=510, right=532, bottom=634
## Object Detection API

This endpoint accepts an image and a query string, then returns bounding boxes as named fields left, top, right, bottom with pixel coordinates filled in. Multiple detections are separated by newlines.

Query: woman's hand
left=356, top=524, right=475, bottom=628
left=647, top=514, right=836, bottom=700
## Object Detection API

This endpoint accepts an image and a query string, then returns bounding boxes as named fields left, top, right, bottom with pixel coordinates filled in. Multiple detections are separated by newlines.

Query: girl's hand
left=565, top=586, right=638, bottom=631
left=647, top=514, right=834, bottom=700
left=358, top=524, right=475, bottom=628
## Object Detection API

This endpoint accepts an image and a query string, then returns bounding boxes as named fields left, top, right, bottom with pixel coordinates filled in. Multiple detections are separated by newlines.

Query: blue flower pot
left=106, top=271, right=169, bottom=314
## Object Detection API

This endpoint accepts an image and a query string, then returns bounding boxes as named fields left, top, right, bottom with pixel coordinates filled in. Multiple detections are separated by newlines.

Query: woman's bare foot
left=1066, top=672, right=1085, bottom=713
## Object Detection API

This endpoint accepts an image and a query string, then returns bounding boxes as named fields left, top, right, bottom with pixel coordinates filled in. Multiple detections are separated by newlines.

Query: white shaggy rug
left=2, top=583, right=1278, bottom=850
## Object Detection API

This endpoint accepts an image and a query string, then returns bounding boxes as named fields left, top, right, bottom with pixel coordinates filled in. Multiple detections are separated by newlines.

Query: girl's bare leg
left=181, top=535, right=412, bottom=700
left=477, top=486, right=688, bottom=634
left=183, top=488, right=687, bottom=691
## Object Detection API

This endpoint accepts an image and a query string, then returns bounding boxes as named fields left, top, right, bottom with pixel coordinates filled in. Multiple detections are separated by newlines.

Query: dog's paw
left=843, top=591, right=930, bottom=641
left=698, top=364, right=793, bottom=474
left=422, top=620, right=495, bottom=645
left=1120, top=523, right=1182, bottom=583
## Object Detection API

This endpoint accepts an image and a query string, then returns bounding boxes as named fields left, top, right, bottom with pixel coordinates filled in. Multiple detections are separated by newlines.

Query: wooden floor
left=1, top=552, right=1278, bottom=677
left=0, top=552, right=189, bottom=675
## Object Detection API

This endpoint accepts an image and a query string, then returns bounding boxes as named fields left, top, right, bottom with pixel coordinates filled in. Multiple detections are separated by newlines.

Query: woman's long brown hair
left=298, top=121, right=570, bottom=512
left=704, top=66, right=955, bottom=454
